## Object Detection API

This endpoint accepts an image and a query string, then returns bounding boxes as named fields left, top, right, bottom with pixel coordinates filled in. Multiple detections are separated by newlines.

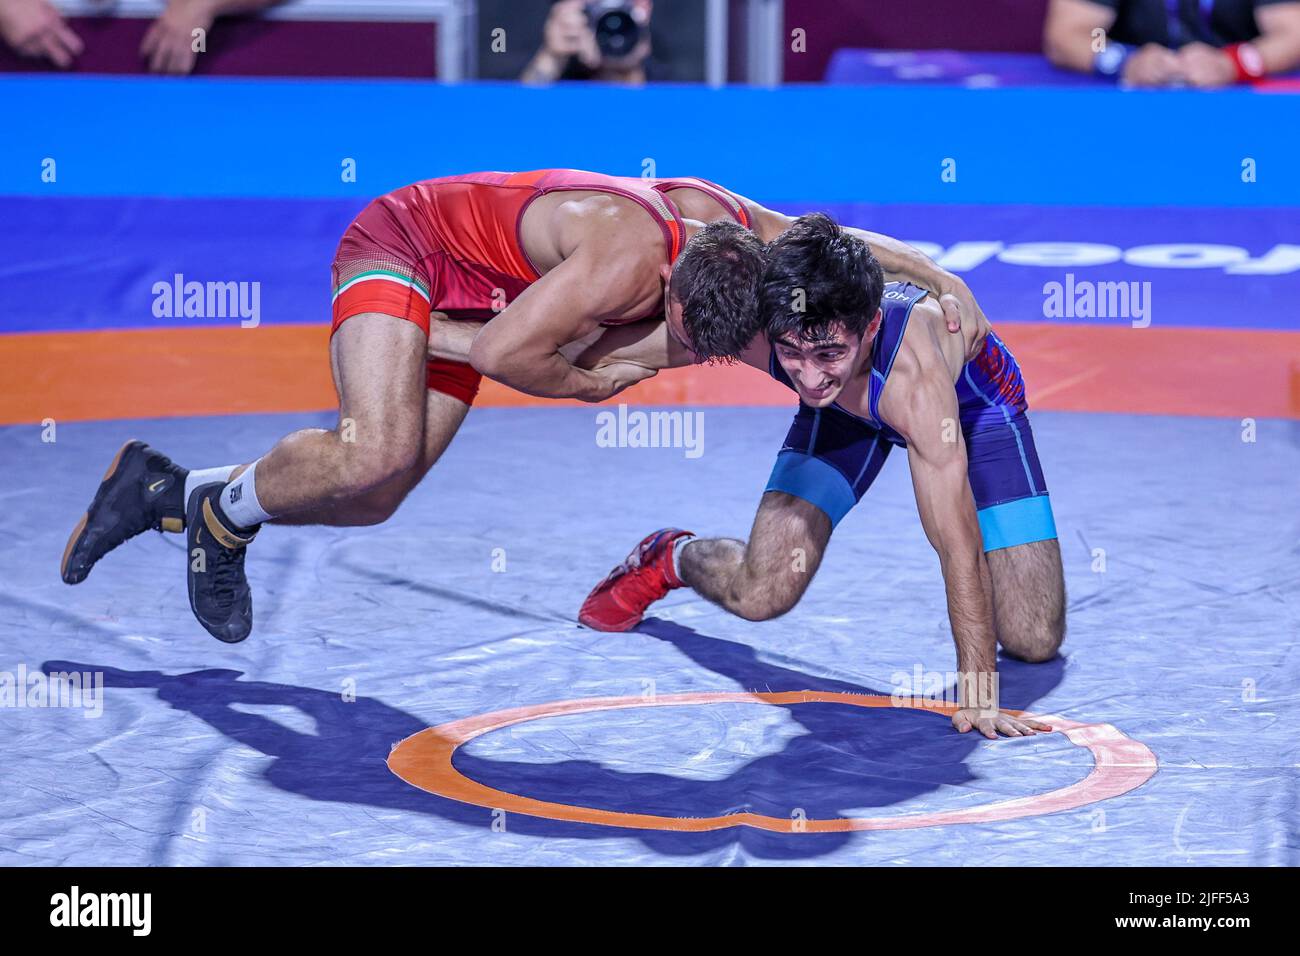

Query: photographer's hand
left=522, top=0, right=601, bottom=83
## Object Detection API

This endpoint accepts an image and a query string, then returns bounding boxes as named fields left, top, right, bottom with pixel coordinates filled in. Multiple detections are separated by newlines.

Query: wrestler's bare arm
left=466, top=204, right=666, bottom=402
left=430, top=313, right=695, bottom=376
left=735, top=193, right=989, bottom=360
left=564, top=319, right=696, bottom=372
left=878, top=305, right=1048, bottom=739
left=739, top=196, right=938, bottom=285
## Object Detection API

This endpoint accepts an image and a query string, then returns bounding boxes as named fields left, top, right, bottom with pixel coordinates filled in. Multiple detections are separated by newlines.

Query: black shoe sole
left=61, top=439, right=143, bottom=585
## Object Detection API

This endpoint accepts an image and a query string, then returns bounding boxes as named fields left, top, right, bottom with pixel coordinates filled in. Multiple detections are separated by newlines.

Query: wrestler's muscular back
left=517, top=186, right=748, bottom=325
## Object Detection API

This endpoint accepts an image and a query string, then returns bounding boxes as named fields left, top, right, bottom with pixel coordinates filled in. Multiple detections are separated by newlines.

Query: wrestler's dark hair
left=761, top=212, right=884, bottom=345
left=669, top=219, right=767, bottom=363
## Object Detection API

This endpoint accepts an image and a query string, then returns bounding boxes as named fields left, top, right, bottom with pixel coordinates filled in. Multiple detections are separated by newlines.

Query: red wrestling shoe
left=579, top=528, right=694, bottom=632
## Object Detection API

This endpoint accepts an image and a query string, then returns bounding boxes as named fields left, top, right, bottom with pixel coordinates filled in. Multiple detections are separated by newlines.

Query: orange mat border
left=388, top=691, right=1158, bottom=833
left=1, top=323, right=1297, bottom=424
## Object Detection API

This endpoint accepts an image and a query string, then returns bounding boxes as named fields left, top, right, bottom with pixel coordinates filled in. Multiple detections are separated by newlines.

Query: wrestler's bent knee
left=346, top=497, right=403, bottom=527
left=1000, top=619, right=1064, bottom=663
left=336, top=428, right=421, bottom=494
left=728, top=577, right=804, bottom=622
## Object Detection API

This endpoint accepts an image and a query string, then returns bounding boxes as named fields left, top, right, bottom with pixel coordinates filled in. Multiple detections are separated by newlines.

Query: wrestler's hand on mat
left=0, top=0, right=83, bottom=68
left=935, top=277, right=991, bottom=363
left=952, top=708, right=1053, bottom=739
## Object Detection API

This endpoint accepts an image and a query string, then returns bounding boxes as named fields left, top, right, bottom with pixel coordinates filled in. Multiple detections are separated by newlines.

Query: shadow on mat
left=46, top=629, right=1064, bottom=861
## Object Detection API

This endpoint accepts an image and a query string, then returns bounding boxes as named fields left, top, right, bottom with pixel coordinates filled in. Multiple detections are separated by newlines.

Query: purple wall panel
left=0, top=16, right=438, bottom=78
left=785, top=0, right=1051, bottom=82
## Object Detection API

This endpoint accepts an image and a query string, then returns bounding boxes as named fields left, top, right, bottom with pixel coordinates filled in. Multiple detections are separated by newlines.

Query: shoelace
left=594, top=543, right=669, bottom=610
left=206, top=541, right=247, bottom=609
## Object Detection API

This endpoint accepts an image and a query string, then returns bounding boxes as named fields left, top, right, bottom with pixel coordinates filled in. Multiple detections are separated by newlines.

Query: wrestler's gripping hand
left=936, top=276, right=991, bottom=363
left=565, top=319, right=690, bottom=402
left=582, top=361, right=658, bottom=402
left=952, top=708, right=1053, bottom=740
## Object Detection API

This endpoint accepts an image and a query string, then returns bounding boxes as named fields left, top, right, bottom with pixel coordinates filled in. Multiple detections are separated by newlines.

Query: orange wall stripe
left=1, top=324, right=1296, bottom=425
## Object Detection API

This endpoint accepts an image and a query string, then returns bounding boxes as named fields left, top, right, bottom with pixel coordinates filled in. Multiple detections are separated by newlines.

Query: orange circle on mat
left=387, top=691, right=1157, bottom=833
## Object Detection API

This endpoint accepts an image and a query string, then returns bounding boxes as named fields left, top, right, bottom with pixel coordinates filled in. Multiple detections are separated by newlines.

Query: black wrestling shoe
left=186, top=482, right=257, bottom=644
left=61, top=440, right=188, bottom=585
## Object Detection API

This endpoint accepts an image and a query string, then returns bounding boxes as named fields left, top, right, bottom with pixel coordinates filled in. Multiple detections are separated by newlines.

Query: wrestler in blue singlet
left=764, top=282, right=1057, bottom=552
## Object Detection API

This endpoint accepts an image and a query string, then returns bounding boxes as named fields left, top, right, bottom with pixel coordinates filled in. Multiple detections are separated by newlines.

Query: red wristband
left=1224, top=43, right=1265, bottom=84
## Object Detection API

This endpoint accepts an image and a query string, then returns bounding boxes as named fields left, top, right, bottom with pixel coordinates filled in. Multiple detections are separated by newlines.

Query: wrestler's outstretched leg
left=267, top=386, right=468, bottom=528
left=185, top=311, right=447, bottom=642
left=63, top=312, right=456, bottom=644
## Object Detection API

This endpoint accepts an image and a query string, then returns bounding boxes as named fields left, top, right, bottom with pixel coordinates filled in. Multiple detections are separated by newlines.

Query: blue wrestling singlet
left=764, top=282, right=1057, bottom=552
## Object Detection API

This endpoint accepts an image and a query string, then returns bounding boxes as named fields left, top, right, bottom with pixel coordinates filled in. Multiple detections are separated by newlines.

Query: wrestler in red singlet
left=330, top=170, right=752, bottom=404
left=64, top=164, right=992, bottom=649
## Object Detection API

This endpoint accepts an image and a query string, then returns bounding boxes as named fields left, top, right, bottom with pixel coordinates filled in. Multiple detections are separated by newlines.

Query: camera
left=585, top=1, right=644, bottom=59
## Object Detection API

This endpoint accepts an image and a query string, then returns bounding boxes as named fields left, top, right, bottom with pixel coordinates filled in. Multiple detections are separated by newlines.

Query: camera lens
left=593, top=10, right=640, bottom=58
